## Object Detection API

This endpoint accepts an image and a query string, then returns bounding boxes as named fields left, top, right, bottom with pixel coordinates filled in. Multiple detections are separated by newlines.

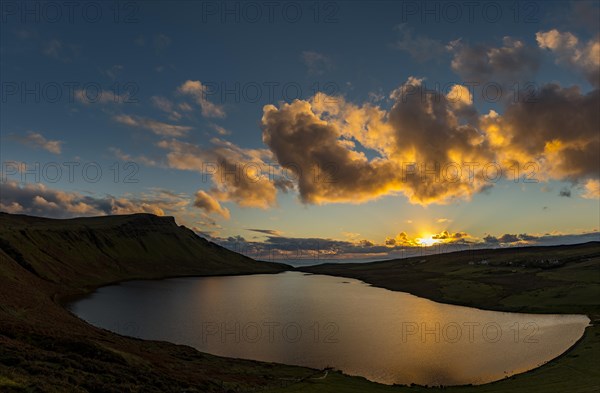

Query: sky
left=1, top=0, right=599, bottom=262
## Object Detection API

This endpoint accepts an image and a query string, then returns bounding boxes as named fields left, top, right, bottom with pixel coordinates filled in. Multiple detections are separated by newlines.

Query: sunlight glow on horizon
left=416, top=234, right=443, bottom=247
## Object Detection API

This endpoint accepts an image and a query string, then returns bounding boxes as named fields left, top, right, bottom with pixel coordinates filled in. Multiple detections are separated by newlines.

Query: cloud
left=211, top=124, right=231, bottom=135
left=12, top=132, right=63, bottom=154
left=582, top=179, right=600, bottom=199
left=245, top=228, right=283, bottom=236
left=484, top=233, right=541, bottom=245
left=518, top=233, right=538, bottom=241
left=536, top=29, right=599, bottom=87
left=102, top=65, right=124, bottom=80
left=393, top=24, right=455, bottom=62
left=301, top=51, right=334, bottom=75
left=0, top=181, right=189, bottom=218
left=385, top=231, right=411, bottom=246
left=151, top=96, right=182, bottom=121
left=480, top=84, right=599, bottom=185
left=75, top=88, right=132, bottom=105
left=436, top=218, right=451, bottom=223
left=193, top=190, right=230, bottom=219
left=569, top=2, right=600, bottom=34
left=153, top=33, right=171, bottom=53
left=43, top=39, right=62, bottom=59
left=261, top=77, right=494, bottom=205
left=42, top=39, right=79, bottom=62
left=210, top=229, right=599, bottom=261
left=259, top=235, right=390, bottom=256
left=451, top=36, right=541, bottom=88
left=498, top=233, right=520, bottom=243
left=157, top=138, right=279, bottom=209
left=213, top=233, right=439, bottom=261
left=113, top=114, right=192, bottom=137
left=432, top=230, right=468, bottom=240
left=109, top=147, right=160, bottom=167
left=483, top=233, right=520, bottom=244
left=559, top=187, right=572, bottom=197
left=368, top=90, right=386, bottom=103
left=110, top=190, right=189, bottom=216
left=483, top=231, right=600, bottom=248
left=178, top=80, right=225, bottom=118
left=261, top=73, right=599, bottom=205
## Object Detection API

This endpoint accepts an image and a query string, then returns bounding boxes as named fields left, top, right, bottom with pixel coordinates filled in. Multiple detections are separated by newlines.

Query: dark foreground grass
left=1, top=212, right=599, bottom=392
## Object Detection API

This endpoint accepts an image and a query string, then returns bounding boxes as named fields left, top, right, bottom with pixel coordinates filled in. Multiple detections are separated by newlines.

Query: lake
left=68, top=271, right=590, bottom=386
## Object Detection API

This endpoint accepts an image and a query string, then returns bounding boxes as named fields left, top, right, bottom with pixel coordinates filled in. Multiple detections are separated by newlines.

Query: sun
left=416, top=234, right=441, bottom=247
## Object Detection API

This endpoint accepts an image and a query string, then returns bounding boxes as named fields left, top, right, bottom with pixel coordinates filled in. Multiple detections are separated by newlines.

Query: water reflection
left=69, top=271, right=589, bottom=386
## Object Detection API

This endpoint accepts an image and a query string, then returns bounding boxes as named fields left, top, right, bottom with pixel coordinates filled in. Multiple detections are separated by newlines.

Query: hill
left=0, top=212, right=314, bottom=392
left=0, top=212, right=289, bottom=290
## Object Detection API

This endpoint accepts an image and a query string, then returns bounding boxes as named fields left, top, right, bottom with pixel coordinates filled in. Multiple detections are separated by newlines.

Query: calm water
left=69, top=271, right=590, bottom=386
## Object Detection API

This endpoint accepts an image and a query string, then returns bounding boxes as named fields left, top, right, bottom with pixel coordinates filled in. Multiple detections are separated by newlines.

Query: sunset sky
left=1, top=0, right=599, bottom=260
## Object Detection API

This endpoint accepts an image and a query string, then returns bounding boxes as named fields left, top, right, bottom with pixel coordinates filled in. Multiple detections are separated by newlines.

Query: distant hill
left=300, top=240, right=600, bottom=316
left=0, top=212, right=289, bottom=290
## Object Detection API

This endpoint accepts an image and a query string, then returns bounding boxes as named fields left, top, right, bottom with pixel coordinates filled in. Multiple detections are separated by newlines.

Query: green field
left=1, top=212, right=599, bottom=392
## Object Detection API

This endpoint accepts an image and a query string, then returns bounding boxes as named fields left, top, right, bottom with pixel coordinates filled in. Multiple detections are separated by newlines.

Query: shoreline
left=62, top=270, right=593, bottom=389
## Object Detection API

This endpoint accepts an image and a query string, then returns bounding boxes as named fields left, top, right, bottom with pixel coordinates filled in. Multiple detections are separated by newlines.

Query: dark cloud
left=214, top=235, right=395, bottom=260
left=301, top=51, right=334, bottom=75
left=245, top=228, right=282, bottom=236
left=569, top=2, right=600, bottom=34
left=483, top=235, right=499, bottom=244
left=212, top=231, right=598, bottom=262
left=451, top=37, right=541, bottom=88
left=433, top=231, right=468, bottom=240
left=153, top=33, right=171, bottom=53
left=485, top=233, right=540, bottom=245
left=0, top=180, right=188, bottom=218
left=392, top=24, right=454, bottom=62
left=482, top=84, right=600, bottom=183
left=519, top=233, right=539, bottom=241
left=537, top=30, right=599, bottom=87
left=559, top=187, right=572, bottom=197
left=498, top=234, right=520, bottom=243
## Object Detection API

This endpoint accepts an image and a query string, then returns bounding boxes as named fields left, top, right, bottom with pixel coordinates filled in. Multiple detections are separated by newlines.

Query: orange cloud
left=261, top=77, right=599, bottom=206
left=193, top=190, right=230, bottom=219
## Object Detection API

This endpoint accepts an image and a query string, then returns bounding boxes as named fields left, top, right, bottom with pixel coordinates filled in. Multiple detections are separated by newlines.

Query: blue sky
left=1, top=0, right=599, bottom=260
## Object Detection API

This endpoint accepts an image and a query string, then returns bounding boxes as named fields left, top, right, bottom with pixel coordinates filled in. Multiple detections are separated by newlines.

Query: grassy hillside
left=0, top=212, right=289, bottom=290
left=0, top=212, right=317, bottom=392
left=299, top=242, right=600, bottom=316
